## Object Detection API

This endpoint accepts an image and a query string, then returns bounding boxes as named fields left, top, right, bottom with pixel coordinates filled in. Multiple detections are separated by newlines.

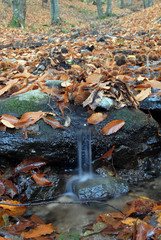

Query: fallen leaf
left=87, top=113, right=107, bottom=125
left=100, top=120, right=125, bottom=135
left=100, top=145, right=115, bottom=159
left=14, top=156, right=47, bottom=174
left=42, top=116, right=65, bottom=129
left=32, top=172, right=52, bottom=186
left=0, top=200, right=26, bottom=216
left=135, top=88, right=151, bottom=101
left=21, top=223, right=56, bottom=238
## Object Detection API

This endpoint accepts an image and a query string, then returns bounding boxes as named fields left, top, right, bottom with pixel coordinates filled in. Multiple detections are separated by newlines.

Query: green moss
left=0, top=90, right=49, bottom=117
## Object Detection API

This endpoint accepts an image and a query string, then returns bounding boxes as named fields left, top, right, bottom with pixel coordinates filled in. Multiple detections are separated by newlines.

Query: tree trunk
left=106, top=0, right=112, bottom=16
left=142, top=0, right=148, bottom=8
left=148, top=0, right=153, bottom=7
left=96, top=0, right=103, bottom=18
left=128, top=0, right=132, bottom=6
left=42, top=0, right=48, bottom=8
left=50, top=0, right=60, bottom=25
left=120, top=0, right=126, bottom=8
left=10, top=0, right=26, bottom=27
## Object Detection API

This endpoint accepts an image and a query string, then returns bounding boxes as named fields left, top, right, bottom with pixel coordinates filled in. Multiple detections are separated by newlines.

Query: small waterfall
left=77, top=124, right=92, bottom=178
left=66, top=124, right=93, bottom=195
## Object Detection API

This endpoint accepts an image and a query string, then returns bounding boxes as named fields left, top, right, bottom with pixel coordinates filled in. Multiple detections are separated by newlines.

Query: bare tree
left=50, top=0, right=60, bottom=25
left=10, top=0, right=26, bottom=27
left=106, top=0, right=112, bottom=16
left=120, top=0, right=126, bottom=8
left=42, top=0, right=48, bottom=8
left=95, top=0, right=103, bottom=18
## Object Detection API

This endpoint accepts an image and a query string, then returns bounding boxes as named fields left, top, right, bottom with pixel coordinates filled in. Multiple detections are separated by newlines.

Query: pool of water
left=30, top=175, right=161, bottom=239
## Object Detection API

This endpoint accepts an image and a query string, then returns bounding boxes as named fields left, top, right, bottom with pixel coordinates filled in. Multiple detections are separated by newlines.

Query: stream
left=28, top=123, right=161, bottom=239
left=31, top=175, right=161, bottom=239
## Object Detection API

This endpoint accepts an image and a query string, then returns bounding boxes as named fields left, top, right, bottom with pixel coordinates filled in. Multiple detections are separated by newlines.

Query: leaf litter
left=0, top=0, right=161, bottom=238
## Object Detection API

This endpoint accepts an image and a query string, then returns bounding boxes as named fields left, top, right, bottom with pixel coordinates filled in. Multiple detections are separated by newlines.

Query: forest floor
left=0, top=0, right=161, bottom=239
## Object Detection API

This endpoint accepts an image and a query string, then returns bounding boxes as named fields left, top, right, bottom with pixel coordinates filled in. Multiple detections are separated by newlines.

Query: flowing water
left=66, top=124, right=95, bottom=195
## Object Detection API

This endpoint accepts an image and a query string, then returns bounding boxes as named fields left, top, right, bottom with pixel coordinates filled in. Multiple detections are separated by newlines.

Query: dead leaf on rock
left=100, top=120, right=125, bottom=135
left=87, top=112, right=107, bottom=125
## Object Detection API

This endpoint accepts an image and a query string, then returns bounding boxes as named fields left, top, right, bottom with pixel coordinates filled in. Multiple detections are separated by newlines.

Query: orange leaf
left=0, top=200, right=26, bottom=216
left=14, top=111, right=43, bottom=129
left=100, top=120, right=125, bottom=135
left=32, top=173, right=52, bottom=186
left=21, top=223, right=56, bottom=238
left=1, top=114, right=19, bottom=125
left=87, top=113, right=107, bottom=125
left=100, top=145, right=115, bottom=159
left=42, top=116, right=65, bottom=129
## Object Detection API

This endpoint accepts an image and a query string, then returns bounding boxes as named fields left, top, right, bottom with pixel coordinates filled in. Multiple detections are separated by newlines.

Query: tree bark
left=148, top=0, right=153, bottom=7
left=50, top=0, right=60, bottom=25
left=10, top=0, right=26, bottom=27
left=96, top=0, right=103, bottom=18
left=120, top=0, right=126, bottom=8
left=128, top=0, right=132, bottom=6
left=106, top=0, right=112, bottom=16
left=142, top=0, right=148, bottom=8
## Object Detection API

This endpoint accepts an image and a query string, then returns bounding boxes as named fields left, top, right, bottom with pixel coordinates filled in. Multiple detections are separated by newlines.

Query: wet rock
left=0, top=90, right=160, bottom=183
left=19, top=173, right=65, bottom=201
left=72, top=176, right=129, bottom=200
left=140, top=92, right=161, bottom=111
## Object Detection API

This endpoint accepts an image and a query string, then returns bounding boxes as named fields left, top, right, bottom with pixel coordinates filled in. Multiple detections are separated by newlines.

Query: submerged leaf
left=100, top=120, right=125, bottom=135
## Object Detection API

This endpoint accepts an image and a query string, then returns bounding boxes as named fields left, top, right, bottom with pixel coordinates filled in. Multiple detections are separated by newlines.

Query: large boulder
left=0, top=89, right=160, bottom=183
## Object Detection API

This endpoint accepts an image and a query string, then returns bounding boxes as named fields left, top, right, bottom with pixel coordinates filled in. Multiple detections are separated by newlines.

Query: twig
left=0, top=199, right=124, bottom=215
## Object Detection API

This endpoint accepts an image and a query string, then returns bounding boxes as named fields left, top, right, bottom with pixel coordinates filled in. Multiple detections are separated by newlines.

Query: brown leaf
left=21, top=223, right=56, bottom=238
left=87, top=113, right=107, bottom=125
left=32, top=173, right=52, bottom=186
left=42, top=116, right=65, bottom=129
left=14, top=156, right=47, bottom=174
left=14, top=111, right=43, bottom=129
left=100, top=120, right=125, bottom=135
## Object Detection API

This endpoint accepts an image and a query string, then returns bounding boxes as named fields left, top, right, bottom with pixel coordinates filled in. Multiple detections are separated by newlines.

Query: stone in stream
left=72, top=175, right=129, bottom=200
left=0, top=89, right=160, bottom=184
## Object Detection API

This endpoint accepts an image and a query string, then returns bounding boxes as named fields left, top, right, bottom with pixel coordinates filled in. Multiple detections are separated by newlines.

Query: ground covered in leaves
left=0, top=0, right=161, bottom=239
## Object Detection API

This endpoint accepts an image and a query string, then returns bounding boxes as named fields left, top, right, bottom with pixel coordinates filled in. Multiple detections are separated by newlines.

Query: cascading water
left=66, top=124, right=94, bottom=195
left=77, top=124, right=92, bottom=177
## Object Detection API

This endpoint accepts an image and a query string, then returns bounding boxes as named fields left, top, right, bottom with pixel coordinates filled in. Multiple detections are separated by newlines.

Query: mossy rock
left=0, top=90, right=50, bottom=117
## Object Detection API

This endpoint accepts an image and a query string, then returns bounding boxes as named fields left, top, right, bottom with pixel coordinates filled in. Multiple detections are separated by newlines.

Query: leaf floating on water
left=87, top=113, right=107, bottom=125
left=42, top=116, right=65, bottom=129
left=100, top=120, right=125, bottom=135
